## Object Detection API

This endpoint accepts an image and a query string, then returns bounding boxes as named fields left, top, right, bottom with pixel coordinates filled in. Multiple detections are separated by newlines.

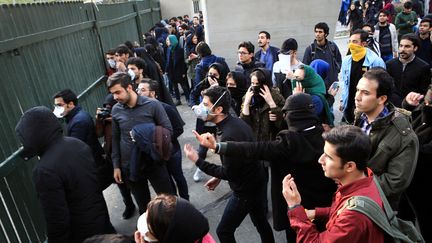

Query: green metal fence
left=0, top=1, right=161, bottom=242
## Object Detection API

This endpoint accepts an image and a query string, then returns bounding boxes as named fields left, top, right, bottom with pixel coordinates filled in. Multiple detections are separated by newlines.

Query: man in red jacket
left=283, top=125, right=385, bottom=242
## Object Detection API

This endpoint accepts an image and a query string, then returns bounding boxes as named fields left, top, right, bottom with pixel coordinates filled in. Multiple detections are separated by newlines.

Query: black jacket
left=386, top=57, right=431, bottom=107
left=65, top=106, right=105, bottom=166
left=195, top=115, right=266, bottom=198
left=234, top=59, right=265, bottom=86
left=218, top=124, right=336, bottom=230
left=15, top=106, right=114, bottom=243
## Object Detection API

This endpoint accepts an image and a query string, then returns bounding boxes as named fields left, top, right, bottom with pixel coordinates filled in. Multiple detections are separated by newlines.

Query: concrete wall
left=160, top=0, right=194, bottom=20
left=202, top=0, right=341, bottom=69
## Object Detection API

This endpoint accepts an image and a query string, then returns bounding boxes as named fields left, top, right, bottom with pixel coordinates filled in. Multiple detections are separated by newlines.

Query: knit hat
left=282, top=93, right=315, bottom=112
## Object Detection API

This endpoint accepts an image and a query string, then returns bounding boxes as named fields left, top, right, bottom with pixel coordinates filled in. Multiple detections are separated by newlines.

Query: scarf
left=348, top=43, right=367, bottom=62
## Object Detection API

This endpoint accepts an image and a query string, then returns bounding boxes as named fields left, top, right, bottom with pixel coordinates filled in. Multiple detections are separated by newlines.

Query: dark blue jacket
left=254, top=46, right=280, bottom=72
left=194, top=55, right=229, bottom=86
left=65, top=106, right=104, bottom=166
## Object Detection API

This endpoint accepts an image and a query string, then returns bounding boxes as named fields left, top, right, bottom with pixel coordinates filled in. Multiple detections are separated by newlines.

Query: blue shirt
left=359, top=106, right=389, bottom=135
left=260, top=48, right=274, bottom=71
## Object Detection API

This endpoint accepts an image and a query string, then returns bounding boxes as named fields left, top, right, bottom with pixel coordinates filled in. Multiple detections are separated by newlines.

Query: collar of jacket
left=354, top=103, right=412, bottom=132
left=65, top=105, right=82, bottom=123
left=118, top=95, right=152, bottom=109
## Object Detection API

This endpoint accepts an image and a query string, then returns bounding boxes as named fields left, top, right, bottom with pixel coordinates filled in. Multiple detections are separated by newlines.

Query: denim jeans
left=216, top=184, right=275, bottom=243
left=166, top=149, right=189, bottom=200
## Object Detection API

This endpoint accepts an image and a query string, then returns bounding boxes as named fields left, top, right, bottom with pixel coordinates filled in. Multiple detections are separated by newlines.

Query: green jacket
left=395, top=11, right=418, bottom=37
left=354, top=103, right=419, bottom=210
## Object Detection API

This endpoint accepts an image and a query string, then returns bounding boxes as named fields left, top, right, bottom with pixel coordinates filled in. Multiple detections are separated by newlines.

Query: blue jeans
left=216, top=185, right=275, bottom=243
left=166, top=149, right=189, bottom=200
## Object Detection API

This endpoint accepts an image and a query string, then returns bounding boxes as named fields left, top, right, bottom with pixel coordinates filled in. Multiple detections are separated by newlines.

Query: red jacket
left=288, top=171, right=384, bottom=242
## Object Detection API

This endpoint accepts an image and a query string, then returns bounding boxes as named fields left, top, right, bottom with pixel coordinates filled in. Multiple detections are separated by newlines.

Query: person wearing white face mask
left=52, top=89, right=106, bottom=188
left=185, top=86, right=275, bottom=243
left=105, top=49, right=117, bottom=76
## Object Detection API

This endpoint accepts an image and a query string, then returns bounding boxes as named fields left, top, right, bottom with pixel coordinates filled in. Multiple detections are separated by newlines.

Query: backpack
left=310, top=41, right=341, bottom=71
left=342, top=176, right=425, bottom=243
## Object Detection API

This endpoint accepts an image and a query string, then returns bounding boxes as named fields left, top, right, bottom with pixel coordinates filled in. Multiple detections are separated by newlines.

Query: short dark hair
left=180, top=23, right=188, bottom=30
left=404, top=1, right=413, bottom=9
left=420, top=18, right=432, bottom=27
left=401, top=33, right=421, bottom=48
left=196, top=42, right=212, bottom=57
left=106, top=48, right=116, bottom=55
left=362, top=23, right=375, bottom=33
left=53, top=89, right=78, bottom=105
left=238, top=41, right=254, bottom=54
left=125, top=57, right=146, bottom=71
left=379, top=9, right=390, bottom=16
left=82, top=234, right=133, bottom=243
left=363, top=67, right=394, bottom=102
left=140, top=79, right=160, bottom=97
left=258, top=31, right=271, bottom=39
left=183, top=14, right=189, bottom=18
left=115, top=45, right=133, bottom=56
left=322, top=125, right=371, bottom=171
left=106, top=72, right=133, bottom=90
left=202, top=86, right=231, bottom=114
left=315, top=22, right=330, bottom=35
left=351, top=29, right=369, bottom=42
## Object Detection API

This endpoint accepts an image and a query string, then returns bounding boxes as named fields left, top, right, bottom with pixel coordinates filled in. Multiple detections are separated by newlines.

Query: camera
left=97, top=107, right=111, bottom=119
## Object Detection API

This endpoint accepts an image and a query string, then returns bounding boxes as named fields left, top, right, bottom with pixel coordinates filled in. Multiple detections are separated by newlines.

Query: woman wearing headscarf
left=226, top=71, right=248, bottom=116
left=291, top=64, right=334, bottom=126
left=166, top=34, right=190, bottom=105
left=185, top=33, right=200, bottom=91
left=241, top=68, right=285, bottom=142
left=135, top=194, right=215, bottom=243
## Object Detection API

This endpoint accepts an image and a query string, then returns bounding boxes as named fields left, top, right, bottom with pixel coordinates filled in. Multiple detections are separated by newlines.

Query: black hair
left=82, top=234, right=133, bottom=243
left=180, top=23, right=188, bottom=30
left=404, top=1, right=413, bottom=9
left=258, top=31, right=271, bottom=39
left=351, top=29, right=369, bottom=42
left=53, top=89, right=78, bottom=105
left=106, top=72, right=133, bottom=90
left=363, top=67, right=394, bottom=102
left=123, top=41, right=134, bottom=50
left=379, top=9, right=390, bottom=16
left=126, top=57, right=146, bottom=71
left=140, top=78, right=160, bottom=97
left=401, top=33, right=421, bottom=48
left=250, top=68, right=273, bottom=88
left=420, top=18, right=432, bottom=27
left=315, top=22, right=330, bottom=35
left=362, top=23, right=375, bottom=33
left=322, top=125, right=371, bottom=171
left=202, top=86, right=231, bottom=114
left=196, top=42, right=212, bottom=57
left=238, top=41, right=254, bottom=54
left=183, top=14, right=189, bottom=18
left=115, top=45, right=133, bottom=57
left=106, top=48, right=116, bottom=55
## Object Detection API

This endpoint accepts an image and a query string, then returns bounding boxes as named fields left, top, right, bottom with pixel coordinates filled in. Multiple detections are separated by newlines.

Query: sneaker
left=122, top=204, right=136, bottom=219
left=193, top=168, right=202, bottom=182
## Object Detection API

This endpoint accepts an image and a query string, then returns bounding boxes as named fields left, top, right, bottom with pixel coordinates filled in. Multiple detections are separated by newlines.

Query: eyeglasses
left=238, top=51, right=250, bottom=55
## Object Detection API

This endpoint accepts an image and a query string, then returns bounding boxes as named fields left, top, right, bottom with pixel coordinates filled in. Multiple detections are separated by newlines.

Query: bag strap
left=372, top=176, right=398, bottom=224
left=346, top=196, right=414, bottom=242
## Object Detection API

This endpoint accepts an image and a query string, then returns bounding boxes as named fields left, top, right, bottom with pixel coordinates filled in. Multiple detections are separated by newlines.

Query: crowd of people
left=13, top=1, right=432, bottom=242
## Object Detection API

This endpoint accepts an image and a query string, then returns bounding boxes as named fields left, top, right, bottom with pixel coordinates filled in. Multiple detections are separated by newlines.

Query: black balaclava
left=283, top=93, right=321, bottom=131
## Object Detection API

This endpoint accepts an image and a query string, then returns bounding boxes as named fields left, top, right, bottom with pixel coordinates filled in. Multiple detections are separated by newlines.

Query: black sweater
left=196, top=115, right=265, bottom=197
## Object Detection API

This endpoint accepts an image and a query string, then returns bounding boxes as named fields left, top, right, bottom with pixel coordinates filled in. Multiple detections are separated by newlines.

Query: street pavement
left=103, top=33, right=349, bottom=242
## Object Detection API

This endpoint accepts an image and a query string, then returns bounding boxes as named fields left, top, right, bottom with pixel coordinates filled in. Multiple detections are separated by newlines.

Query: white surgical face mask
left=53, top=106, right=65, bottom=118
left=192, top=91, right=227, bottom=121
left=128, top=69, right=136, bottom=80
left=108, top=59, right=116, bottom=69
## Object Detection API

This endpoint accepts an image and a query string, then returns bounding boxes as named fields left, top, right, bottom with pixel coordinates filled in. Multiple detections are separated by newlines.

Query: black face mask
left=421, top=105, right=432, bottom=125
left=252, top=85, right=261, bottom=96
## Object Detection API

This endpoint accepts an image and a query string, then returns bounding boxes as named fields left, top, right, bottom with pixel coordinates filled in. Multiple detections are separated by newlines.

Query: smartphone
left=331, top=81, right=339, bottom=90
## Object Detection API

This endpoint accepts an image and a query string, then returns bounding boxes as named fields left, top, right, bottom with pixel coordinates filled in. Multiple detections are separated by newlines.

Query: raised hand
left=282, top=174, right=302, bottom=207
left=192, top=130, right=217, bottom=150
left=183, top=144, right=199, bottom=163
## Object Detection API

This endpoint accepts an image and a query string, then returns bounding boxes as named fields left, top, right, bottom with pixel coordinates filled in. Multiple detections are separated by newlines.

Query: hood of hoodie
left=162, top=197, right=209, bottom=243
left=310, top=59, right=330, bottom=80
left=15, top=106, right=63, bottom=160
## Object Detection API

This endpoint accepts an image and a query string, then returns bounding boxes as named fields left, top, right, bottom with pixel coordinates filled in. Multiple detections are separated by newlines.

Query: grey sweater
left=111, top=96, right=172, bottom=168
